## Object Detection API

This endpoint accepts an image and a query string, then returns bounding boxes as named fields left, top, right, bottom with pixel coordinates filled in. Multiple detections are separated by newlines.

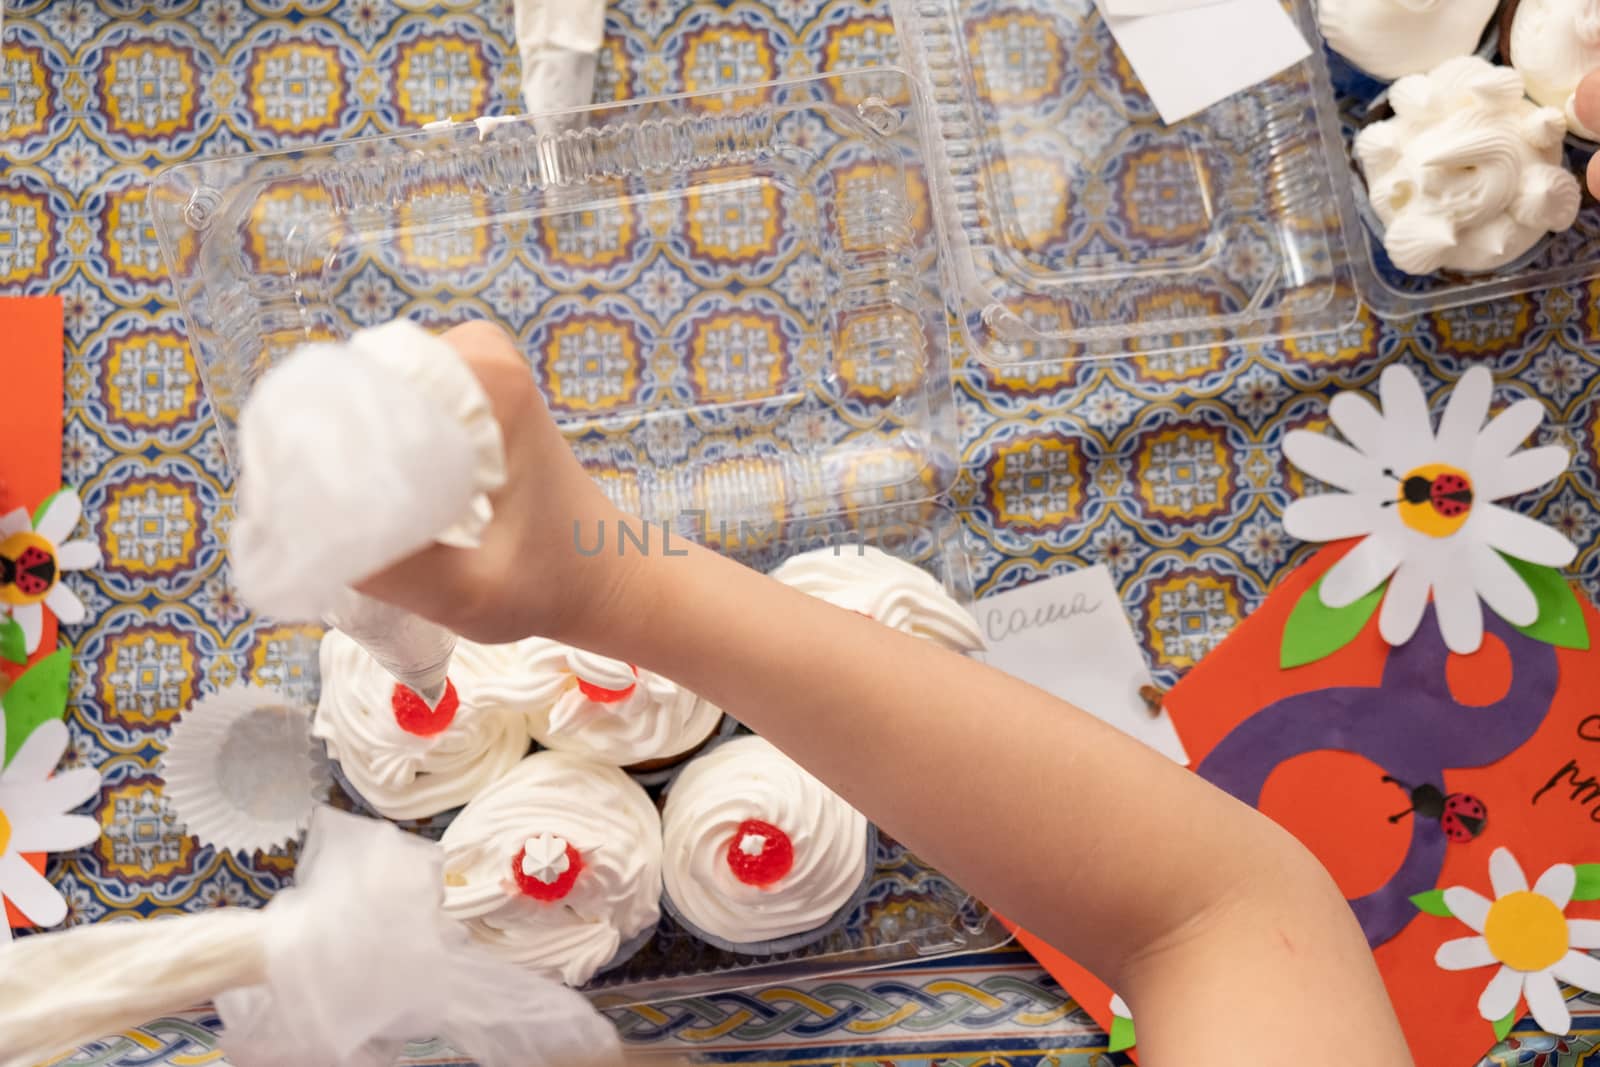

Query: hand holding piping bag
left=229, top=319, right=511, bottom=704
left=358, top=321, right=1413, bottom=1067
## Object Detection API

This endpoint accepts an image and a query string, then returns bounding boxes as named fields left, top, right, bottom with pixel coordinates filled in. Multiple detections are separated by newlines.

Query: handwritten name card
left=976, top=565, right=1189, bottom=765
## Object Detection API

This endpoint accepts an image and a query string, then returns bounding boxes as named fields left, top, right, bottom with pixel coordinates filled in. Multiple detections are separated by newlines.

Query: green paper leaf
left=0, top=618, right=24, bottom=666
left=1280, top=576, right=1385, bottom=669
left=1107, top=1014, right=1136, bottom=1054
left=1492, top=1009, right=1516, bottom=1042
left=1503, top=555, right=1589, bottom=650
left=1572, top=864, right=1600, bottom=901
left=1, top=649, right=71, bottom=766
left=30, top=488, right=64, bottom=531
left=1410, top=889, right=1453, bottom=917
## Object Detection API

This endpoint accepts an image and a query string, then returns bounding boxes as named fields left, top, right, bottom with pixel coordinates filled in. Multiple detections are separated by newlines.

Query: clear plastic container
left=150, top=75, right=1008, bottom=1001
left=149, top=71, right=955, bottom=529
left=888, top=0, right=1361, bottom=364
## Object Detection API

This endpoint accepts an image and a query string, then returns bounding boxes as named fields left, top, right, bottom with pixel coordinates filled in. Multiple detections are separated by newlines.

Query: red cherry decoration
left=391, top=679, right=459, bottom=737
left=726, top=819, right=794, bottom=887
left=511, top=841, right=584, bottom=902
left=577, top=665, right=638, bottom=704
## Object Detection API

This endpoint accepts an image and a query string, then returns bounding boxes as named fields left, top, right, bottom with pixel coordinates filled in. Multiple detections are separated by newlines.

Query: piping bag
left=514, top=0, right=606, bottom=121
left=228, top=320, right=506, bottom=705
left=0, top=807, right=624, bottom=1067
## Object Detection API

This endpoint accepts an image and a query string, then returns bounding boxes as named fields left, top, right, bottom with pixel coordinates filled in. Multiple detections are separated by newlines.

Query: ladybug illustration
left=1385, top=466, right=1473, bottom=518
left=0, top=541, right=57, bottom=604
left=1382, top=776, right=1486, bottom=842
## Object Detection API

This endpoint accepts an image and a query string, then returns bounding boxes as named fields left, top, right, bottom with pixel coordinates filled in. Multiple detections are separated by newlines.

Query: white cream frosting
left=312, top=630, right=532, bottom=820
left=1317, top=0, right=1499, bottom=81
left=661, top=735, right=870, bottom=946
left=232, top=318, right=506, bottom=622
left=768, top=546, right=984, bottom=653
left=1511, top=0, right=1600, bottom=139
left=515, top=639, right=724, bottom=767
left=1355, top=56, right=1582, bottom=275
left=440, top=751, right=662, bottom=986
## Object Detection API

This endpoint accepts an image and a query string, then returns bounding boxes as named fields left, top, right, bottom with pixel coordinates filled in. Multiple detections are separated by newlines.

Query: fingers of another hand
left=1580, top=73, right=1600, bottom=198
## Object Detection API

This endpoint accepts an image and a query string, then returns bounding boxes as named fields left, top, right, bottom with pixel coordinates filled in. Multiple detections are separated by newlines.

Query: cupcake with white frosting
left=770, top=546, right=984, bottom=653
left=661, top=735, right=873, bottom=954
left=312, top=630, right=534, bottom=821
left=517, top=639, right=725, bottom=771
left=440, top=750, right=662, bottom=985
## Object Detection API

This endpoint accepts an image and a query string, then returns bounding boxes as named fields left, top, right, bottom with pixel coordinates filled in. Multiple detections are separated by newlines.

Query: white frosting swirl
left=1317, top=0, right=1499, bottom=81
left=517, top=639, right=723, bottom=767
left=1510, top=0, right=1600, bottom=139
left=312, top=630, right=533, bottom=820
left=440, top=751, right=662, bottom=985
left=1354, top=57, right=1581, bottom=275
left=769, top=546, right=984, bottom=652
left=662, top=735, right=870, bottom=945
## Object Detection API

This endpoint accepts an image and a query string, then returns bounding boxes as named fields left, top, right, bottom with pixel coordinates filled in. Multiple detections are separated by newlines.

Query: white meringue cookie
left=1355, top=56, right=1581, bottom=275
left=1317, top=0, right=1499, bottom=81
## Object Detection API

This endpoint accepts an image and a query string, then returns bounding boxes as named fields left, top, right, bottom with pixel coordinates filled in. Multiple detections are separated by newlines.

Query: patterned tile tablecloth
left=7, top=1, right=1600, bottom=1064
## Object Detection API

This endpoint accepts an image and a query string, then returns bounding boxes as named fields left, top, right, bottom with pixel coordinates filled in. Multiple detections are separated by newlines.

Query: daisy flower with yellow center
left=1284, top=365, right=1575, bottom=655
left=0, top=488, right=100, bottom=656
left=0, top=711, right=101, bottom=940
left=1432, top=847, right=1600, bottom=1036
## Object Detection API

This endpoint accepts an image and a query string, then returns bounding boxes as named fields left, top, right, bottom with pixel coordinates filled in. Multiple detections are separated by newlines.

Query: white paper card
left=1096, top=0, right=1312, bottom=125
left=1100, top=0, right=1229, bottom=16
left=975, top=565, right=1189, bottom=764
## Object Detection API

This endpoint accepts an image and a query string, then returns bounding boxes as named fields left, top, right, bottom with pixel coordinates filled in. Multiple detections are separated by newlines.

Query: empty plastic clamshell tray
left=889, top=0, right=1363, bottom=363
left=149, top=73, right=1008, bottom=1001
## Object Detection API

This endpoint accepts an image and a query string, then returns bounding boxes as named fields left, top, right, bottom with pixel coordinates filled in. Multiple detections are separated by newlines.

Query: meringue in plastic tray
left=1327, top=41, right=1600, bottom=320
left=150, top=71, right=955, bottom=530
left=888, top=0, right=1360, bottom=362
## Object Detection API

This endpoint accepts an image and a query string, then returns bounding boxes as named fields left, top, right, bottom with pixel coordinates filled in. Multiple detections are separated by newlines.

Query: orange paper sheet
left=0, top=295, right=65, bottom=930
left=0, top=294, right=65, bottom=673
left=1017, top=542, right=1600, bottom=1066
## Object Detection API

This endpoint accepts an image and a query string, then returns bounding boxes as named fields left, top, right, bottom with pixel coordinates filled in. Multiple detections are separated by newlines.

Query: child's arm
left=361, top=322, right=1412, bottom=1066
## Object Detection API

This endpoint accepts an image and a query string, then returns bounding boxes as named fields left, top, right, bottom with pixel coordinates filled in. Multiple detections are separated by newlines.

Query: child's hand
left=355, top=320, right=633, bottom=646
left=1581, top=72, right=1600, bottom=196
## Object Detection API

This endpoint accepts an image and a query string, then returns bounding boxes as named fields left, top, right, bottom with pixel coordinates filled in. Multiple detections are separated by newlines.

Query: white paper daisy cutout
left=1430, top=847, right=1600, bottom=1037
left=1283, top=366, right=1576, bottom=655
left=0, top=488, right=101, bottom=656
left=0, top=716, right=101, bottom=941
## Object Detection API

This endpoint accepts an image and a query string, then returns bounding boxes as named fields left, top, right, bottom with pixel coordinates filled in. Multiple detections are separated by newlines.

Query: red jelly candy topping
left=725, top=819, right=795, bottom=887
left=511, top=841, right=585, bottom=902
left=391, top=679, right=459, bottom=737
left=578, top=665, right=638, bottom=704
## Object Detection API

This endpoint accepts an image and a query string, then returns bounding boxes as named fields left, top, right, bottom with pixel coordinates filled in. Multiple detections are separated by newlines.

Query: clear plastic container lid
left=149, top=72, right=955, bottom=531
left=889, top=0, right=1361, bottom=363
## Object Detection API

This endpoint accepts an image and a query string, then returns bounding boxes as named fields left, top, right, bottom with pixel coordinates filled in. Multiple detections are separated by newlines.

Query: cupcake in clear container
left=439, top=750, right=662, bottom=985
left=769, top=546, right=983, bottom=653
left=661, top=735, right=873, bottom=955
left=311, top=630, right=534, bottom=822
left=517, top=639, right=725, bottom=772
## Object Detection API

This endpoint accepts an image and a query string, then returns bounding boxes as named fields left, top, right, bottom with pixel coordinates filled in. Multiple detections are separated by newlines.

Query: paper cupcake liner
left=660, top=825, right=879, bottom=957
left=161, top=685, right=329, bottom=857
left=596, top=921, right=658, bottom=978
